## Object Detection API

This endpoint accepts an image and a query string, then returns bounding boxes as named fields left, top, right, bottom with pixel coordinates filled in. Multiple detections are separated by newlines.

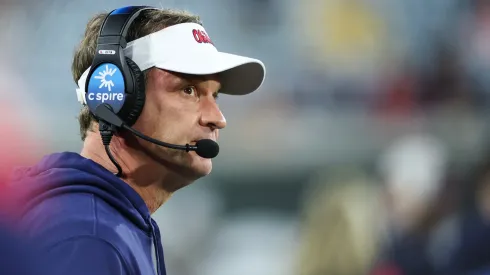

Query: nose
left=199, top=97, right=227, bottom=131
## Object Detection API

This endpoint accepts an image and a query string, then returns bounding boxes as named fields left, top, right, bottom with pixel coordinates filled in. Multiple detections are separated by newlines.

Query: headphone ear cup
left=123, top=57, right=146, bottom=127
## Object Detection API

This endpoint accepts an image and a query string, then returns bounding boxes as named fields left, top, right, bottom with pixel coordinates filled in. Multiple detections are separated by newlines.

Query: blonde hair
left=297, top=169, right=384, bottom=275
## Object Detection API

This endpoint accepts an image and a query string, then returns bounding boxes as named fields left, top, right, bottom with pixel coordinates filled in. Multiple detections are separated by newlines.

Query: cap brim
left=153, top=52, right=266, bottom=95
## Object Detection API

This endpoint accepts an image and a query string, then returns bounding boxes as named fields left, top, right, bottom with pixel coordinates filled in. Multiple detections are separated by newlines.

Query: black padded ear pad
left=122, top=57, right=146, bottom=127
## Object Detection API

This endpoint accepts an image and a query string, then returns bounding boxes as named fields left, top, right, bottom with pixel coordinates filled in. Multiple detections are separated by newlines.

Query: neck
left=80, top=128, right=191, bottom=213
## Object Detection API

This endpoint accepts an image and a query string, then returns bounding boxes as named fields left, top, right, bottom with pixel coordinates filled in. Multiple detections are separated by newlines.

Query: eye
left=183, top=86, right=197, bottom=97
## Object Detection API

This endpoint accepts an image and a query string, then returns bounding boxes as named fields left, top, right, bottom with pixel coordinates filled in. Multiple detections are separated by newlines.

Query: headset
left=86, top=5, right=154, bottom=127
left=84, top=6, right=219, bottom=177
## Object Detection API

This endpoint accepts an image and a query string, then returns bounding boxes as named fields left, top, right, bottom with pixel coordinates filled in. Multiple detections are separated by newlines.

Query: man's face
left=130, top=68, right=226, bottom=180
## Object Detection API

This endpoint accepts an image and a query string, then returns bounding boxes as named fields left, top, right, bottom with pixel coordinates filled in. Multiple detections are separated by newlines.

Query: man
left=9, top=6, right=265, bottom=275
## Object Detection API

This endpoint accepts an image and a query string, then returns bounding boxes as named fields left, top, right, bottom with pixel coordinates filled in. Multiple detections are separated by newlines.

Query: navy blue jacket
left=0, top=219, right=55, bottom=275
left=9, top=152, right=166, bottom=275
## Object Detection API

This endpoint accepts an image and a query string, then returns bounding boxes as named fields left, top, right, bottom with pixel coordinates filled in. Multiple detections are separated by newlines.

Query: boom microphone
left=94, top=104, right=220, bottom=159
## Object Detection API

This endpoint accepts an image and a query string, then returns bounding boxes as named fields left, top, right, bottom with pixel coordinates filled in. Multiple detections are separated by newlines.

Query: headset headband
left=98, top=6, right=156, bottom=48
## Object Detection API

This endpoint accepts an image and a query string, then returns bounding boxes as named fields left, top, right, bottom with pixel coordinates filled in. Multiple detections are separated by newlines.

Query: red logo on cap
left=192, top=29, right=214, bottom=45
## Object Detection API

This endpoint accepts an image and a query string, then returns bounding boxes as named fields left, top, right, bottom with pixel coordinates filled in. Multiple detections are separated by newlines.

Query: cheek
left=156, top=96, right=191, bottom=122
left=142, top=93, right=199, bottom=136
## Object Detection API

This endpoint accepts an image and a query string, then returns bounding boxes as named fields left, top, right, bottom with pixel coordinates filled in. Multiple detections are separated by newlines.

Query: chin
left=173, top=152, right=213, bottom=180
left=189, top=153, right=213, bottom=177
left=144, top=145, right=213, bottom=178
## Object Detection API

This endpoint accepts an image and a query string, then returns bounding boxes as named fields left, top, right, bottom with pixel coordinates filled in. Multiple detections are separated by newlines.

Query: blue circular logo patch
left=86, top=63, right=125, bottom=113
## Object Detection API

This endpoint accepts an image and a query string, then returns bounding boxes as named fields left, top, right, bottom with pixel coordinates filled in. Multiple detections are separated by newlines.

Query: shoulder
left=0, top=223, right=54, bottom=275
left=20, top=191, right=137, bottom=248
left=19, top=193, right=142, bottom=274
left=44, top=235, right=132, bottom=275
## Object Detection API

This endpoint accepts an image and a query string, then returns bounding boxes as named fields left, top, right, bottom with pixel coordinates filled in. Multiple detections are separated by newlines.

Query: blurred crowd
left=3, top=0, right=490, bottom=275
left=289, top=0, right=487, bottom=114
left=297, top=134, right=490, bottom=275
left=291, top=2, right=490, bottom=273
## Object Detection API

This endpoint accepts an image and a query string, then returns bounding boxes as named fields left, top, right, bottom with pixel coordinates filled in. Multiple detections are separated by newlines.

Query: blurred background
left=4, top=0, right=490, bottom=274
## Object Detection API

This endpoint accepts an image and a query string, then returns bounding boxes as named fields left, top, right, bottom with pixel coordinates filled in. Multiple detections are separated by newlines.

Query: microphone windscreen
left=195, top=139, right=219, bottom=158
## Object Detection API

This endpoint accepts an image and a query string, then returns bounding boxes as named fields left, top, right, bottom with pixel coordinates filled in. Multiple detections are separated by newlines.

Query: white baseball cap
left=76, top=22, right=266, bottom=105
